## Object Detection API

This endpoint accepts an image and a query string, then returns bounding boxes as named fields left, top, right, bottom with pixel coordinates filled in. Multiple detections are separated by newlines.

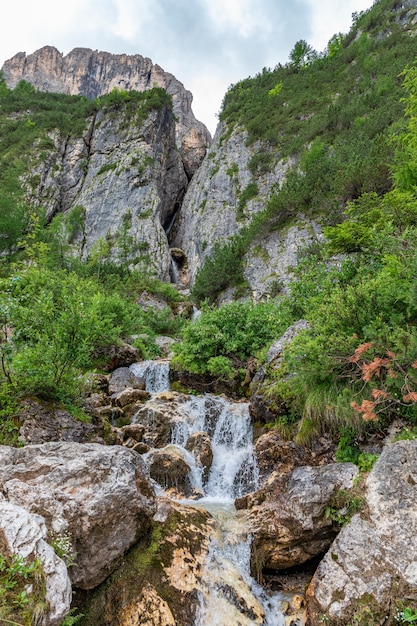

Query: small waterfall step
left=129, top=360, right=170, bottom=394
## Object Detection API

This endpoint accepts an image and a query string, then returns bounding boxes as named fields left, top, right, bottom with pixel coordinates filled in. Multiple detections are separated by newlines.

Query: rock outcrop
left=2, top=46, right=211, bottom=177
left=238, top=463, right=358, bottom=573
left=0, top=499, right=72, bottom=626
left=250, top=320, right=310, bottom=423
left=171, top=122, right=323, bottom=298
left=79, top=498, right=214, bottom=626
left=306, top=440, right=417, bottom=625
left=0, top=442, right=156, bottom=589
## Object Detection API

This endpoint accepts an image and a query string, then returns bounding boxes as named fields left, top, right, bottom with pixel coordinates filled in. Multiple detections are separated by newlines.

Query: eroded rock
left=0, top=499, right=72, bottom=626
left=241, top=463, right=358, bottom=573
left=306, top=440, right=417, bottom=625
left=0, top=442, right=156, bottom=589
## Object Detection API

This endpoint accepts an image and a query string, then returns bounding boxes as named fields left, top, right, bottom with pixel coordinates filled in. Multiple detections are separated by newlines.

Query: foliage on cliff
left=193, top=0, right=417, bottom=303
left=180, top=57, right=417, bottom=440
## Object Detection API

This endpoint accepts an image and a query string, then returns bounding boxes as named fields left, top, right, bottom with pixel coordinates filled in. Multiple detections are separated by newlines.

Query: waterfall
left=129, top=360, right=170, bottom=393
left=171, top=395, right=258, bottom=501
left=131, top=359, right=287, bottom=624
left=170, top=257, right=180, bottom=284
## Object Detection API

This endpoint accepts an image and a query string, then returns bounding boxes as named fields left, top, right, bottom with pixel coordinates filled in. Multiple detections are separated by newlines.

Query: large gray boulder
left=306, top=440, right=417, bottom=625
left=0, top=442, right=156, bottom=589
left=0, top=499, right=72, bottom=626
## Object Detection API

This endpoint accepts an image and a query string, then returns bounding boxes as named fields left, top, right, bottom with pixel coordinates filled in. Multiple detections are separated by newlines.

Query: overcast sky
left=1, top=0, right=374, bottom=135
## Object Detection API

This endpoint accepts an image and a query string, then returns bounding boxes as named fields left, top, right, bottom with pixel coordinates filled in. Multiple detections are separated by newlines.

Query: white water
left=131, top=360, right=286, bottom=625
left=129, top=360, right=170, bottom=393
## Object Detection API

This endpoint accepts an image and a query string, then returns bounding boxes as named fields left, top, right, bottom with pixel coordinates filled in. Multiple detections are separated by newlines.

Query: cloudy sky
left=1, top=0, right=374, bottom=135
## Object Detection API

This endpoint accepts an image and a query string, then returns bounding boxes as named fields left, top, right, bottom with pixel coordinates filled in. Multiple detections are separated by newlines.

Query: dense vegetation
left=0, top=78, right=183, bottom=444
left=176, top=1, right=417, bottom=442
left=193, top=0, right=417, bottom=303
left=1, top=0, right=417, bottom=450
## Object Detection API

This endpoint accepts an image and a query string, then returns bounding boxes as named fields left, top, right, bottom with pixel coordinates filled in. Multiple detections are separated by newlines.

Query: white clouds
left=0, top=0, right=375, bottom=134
left=203, top=0, right=272, bottom=38
left=307, top=0, right=376, bottom=51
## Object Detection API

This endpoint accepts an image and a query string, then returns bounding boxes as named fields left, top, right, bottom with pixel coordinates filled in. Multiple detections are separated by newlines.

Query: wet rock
left=132, top=393, right=188, bottom=448
left=132, top=442, right=151, bottom=454
left=306, top=440, right=417, bottom=625
left=186, top=431, right=213, bottom=483
left=242, top=463, right=358, bottom=573
left=108, top=366, right=145, bottom=395
left=0, top=442, right=156, bottom=589
left=79, top=498, right=214, bottom=626
left=0, top=499, right=72, bottom=626
left=112, top=387, right=151, bottom=407
left=148, top=445, right=193, bottom=497
left=120, top=424, right=146, bottom=442
left=18, top=398, right=105, bottom=445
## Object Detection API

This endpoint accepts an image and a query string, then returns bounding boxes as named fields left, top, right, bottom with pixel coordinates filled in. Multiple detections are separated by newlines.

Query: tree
left=289, top=40, right=317, bottom=69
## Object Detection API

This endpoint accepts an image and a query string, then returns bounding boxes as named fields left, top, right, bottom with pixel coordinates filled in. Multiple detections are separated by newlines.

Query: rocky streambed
left=2, top=359, right=417, bottom=625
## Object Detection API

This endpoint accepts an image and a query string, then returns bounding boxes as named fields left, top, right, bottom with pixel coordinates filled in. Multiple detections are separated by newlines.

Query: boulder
left=306, top=440, right=417, bottom=625
left=112, top=387, right=151, bottom=407
left=241, top=463, right=358, bottom=573
left=186, top=431, right=213, bottom=483
left=254, top=430, right=336, bottom=483
left=148, top=445, right=194, bottom=497
left=132, top=393, right=188, bottom=448
left=0, top=499, right=72, bottom=626
left=79, top=498, right=214, bottom=626
left=0, top=442, right=156, bottom=589
left=18, top=398, right=105, bottom=445
left=108, top=366, right=145, bottom=395
left=120, top=424, right=146, bottom=442
left=99, top=343, right=142, bottom=372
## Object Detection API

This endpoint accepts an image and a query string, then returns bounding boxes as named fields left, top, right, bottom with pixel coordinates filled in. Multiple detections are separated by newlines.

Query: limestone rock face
left=32, top=103, right=187, bottom=278
left=18, top=398, right=105, bottom=445
left=2, top=46, right=211, bottom=175
left=0, top=499, right=72, bottom=626
left=250, top=320, right=310, bottom=423
left=171, top=122, right=322, bottom=298
left=242, top=463, right=358, bottom=572
left=306, top=440, right=417, bottom=625
left=0, top=442, right=156, bottom=589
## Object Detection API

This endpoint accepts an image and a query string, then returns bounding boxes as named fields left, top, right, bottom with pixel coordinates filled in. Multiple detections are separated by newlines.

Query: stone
left=0, top=499, right=72, bottom=626
left=108, top=366, right=145, bottom=395
left=242, top=463, right=358, bottom=572
left=98, top=343, right=142, bottom=372
left=253, top=430, right=335, bottom=483
left=132, top=394, right=188, bottom=448
left=120, top=424, right=146, bottom=441
left=306, top=440, right=417, bottom=625
left=185, top=431, right=213, bottom=483
left=148, top=445, right=193, bottom=497
left=79, top=498, right=213, bottom=625
left=112, top=387, right=151, bottom=407
left=18, top=398, right=105, bottom=445
left=0, top=442, right=156, bottom=589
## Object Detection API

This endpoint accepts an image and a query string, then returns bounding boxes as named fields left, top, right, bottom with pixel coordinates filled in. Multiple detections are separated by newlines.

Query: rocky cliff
left=2, top=46, right=211, bottom=179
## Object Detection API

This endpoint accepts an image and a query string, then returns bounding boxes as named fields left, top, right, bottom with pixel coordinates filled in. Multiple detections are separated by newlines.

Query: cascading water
left=129, top=360, right=170, bottom=393
left=130, top=359, right=287, bottom=625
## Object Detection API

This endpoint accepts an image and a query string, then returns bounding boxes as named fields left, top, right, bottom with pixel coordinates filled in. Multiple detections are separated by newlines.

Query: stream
left=129, top=360, right=287, bottom=626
